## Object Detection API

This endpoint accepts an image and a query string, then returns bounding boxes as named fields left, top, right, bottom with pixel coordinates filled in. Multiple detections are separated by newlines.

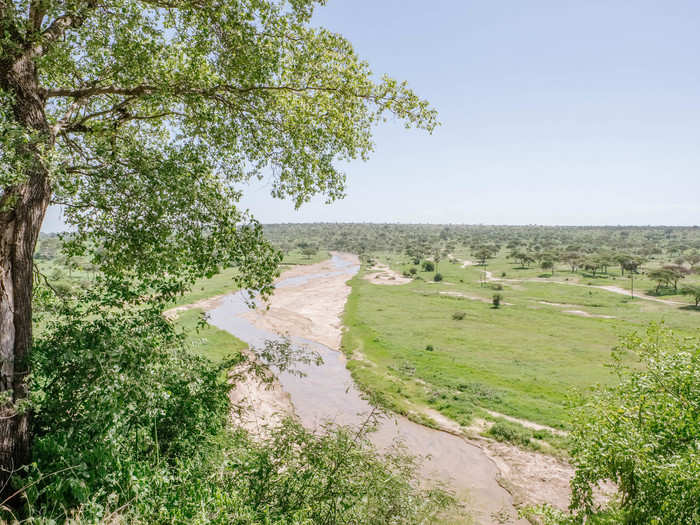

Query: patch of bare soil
left=484, top=410, right=567, bottom=437
left=478, top=439, right=574, bottom=510
left=363, top=262, right=412, bottom=285
left=563, top=309, right=616, bottom=319
left=440, top=291, right=514, bottom=306
left=163, top=295, right=225, bottom=320
left=537, top=300, right=578, bottom=308
left=228, top=350, right=295, bottom=438
left=441, top=291, right=492, bottom=303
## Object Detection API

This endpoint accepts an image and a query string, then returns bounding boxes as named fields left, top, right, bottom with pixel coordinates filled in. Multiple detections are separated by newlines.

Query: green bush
left=422, top=261, right=434, bottom=272
left=486, top=421, right=535, bottom=449
left=452, top=311, right=466, bottom=320
left=433, top=272, right=443, bottom=282
left=20, top=291, right=452, bottom=524
left=564, top=325, right=700, bottom=524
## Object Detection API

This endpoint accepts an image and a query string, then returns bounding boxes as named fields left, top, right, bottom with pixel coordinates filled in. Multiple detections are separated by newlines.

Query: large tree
left=0, top=0, right=436, bottom=490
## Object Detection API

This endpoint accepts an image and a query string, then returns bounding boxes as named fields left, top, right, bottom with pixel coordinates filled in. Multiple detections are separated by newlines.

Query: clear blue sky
left=43, top=1, right=700, bottom=231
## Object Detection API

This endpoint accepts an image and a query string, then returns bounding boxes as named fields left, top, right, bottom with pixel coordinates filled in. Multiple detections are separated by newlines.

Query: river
left=208, top=253, right=526, bottom=525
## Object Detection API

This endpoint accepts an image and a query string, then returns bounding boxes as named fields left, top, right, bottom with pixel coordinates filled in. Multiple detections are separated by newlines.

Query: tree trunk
left=0, top=51, right=52, bottom=499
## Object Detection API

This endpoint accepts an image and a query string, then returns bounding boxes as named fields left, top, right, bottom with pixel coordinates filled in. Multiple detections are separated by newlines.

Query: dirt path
left=474, top=267, right=685, bottom=306
left=363, top=262, right=412, bottom=285
left=595, top=285, right=684, bottom=305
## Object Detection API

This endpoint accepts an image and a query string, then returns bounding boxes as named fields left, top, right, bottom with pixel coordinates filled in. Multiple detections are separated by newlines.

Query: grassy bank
left=342, top=253, right=700, bottom=433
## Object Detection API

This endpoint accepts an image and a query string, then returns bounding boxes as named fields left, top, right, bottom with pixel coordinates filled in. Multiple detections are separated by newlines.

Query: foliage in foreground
left=530, top=324, right=700, bottom=524
left=16, top=290, right=449, bottom=524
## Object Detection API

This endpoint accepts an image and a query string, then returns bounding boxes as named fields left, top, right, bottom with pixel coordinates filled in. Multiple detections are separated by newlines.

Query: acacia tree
left=0, top=0, right=436, bottom=488
left=680, top=285, right=700, bottom=307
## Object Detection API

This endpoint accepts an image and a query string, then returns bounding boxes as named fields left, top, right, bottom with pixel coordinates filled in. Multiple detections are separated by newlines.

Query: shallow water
left=207, top=253, right=524, bottom=525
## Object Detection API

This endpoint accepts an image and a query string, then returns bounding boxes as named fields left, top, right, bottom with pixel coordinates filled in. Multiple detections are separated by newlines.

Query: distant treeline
left=263, top=223, right=700, bottom=260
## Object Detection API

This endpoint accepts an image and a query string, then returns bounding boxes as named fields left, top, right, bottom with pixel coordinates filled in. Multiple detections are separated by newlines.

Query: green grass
left=177, top=308, right=248, bottom=363
left=172, top=268, right=241, bottom=306
left=281, top=249, right=330, bottom=265
left=342, top=253, right=700, bottom=432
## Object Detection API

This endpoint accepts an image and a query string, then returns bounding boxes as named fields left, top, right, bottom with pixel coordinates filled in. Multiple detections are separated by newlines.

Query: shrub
left=486, top=421, right=536, bottom=449
left=452, top=311, right=466, bottom=320
left=422, top=261, right=435, bottom=272
left=409, top=267, right=418, bottom=275
left=566, top=325, right=700, bottom=523
left=492, top=294, right=502, bottom=308
left=489, top=283, right=503, bottom=290
left=21, top=289, right=452, bottom=524
left=425, top=344, right=434, bottom=351
left=433, top=272, right=443, bottom=282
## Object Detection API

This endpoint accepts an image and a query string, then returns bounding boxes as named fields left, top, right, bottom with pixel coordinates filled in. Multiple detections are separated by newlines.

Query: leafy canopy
left=1, top=0, right=436, bottom=298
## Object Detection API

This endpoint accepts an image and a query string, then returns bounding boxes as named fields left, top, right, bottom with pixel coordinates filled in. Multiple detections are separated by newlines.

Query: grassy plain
left=177, top=308, right=247, bottom=363
left=342, top=252, right=700, bottom=433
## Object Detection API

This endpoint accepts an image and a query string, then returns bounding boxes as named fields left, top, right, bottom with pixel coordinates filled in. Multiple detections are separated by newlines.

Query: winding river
left=208, top=253, right=526, bottom=525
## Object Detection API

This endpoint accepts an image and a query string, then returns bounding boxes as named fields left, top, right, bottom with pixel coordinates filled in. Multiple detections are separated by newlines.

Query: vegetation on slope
left=17, top=284, right=451, bottom=523
left=530, top=325, right=700, bottom=524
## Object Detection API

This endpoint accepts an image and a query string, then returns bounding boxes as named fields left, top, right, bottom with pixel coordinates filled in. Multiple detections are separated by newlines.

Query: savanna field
left=3, top=1, right=699, bottom=521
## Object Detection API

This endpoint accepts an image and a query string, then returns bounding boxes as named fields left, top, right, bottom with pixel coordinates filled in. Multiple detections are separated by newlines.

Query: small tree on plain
left=680, top=285, right=700, bottom=307
left=541, top=260, right=554, bottom=276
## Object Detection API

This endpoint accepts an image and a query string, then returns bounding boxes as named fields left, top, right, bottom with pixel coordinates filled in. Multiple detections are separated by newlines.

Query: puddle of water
left=207, top=253, right=524, bottom=525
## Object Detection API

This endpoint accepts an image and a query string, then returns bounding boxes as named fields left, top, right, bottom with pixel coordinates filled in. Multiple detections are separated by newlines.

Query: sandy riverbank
left=241, top=252, right=360, bottom=350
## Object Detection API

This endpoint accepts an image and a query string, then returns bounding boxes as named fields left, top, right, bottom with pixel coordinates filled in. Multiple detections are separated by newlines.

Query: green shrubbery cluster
left=13, top=288, right=451, bottom=524
left=530, top=325, right=700, bottom=524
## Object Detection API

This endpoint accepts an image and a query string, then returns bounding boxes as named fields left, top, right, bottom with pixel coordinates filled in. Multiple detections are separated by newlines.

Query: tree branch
left=44, top=83, right=378, bottom=101
left=27, top=0, right=46, bottom=33
left=28, top=1, right=98, bottom=58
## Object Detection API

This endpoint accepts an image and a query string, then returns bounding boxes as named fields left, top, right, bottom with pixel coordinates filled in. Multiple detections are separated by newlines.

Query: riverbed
left=207, top=252, right=526, bottom=525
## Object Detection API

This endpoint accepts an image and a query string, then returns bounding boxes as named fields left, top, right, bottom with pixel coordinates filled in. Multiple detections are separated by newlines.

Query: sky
left=43, top=1, right=700, bottom=231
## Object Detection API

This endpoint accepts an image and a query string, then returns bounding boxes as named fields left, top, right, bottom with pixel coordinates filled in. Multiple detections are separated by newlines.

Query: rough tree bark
left=0, top=50, right=52, bottom=497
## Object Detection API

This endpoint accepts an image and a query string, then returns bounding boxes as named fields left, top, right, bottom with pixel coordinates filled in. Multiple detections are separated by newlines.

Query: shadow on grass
left=646, top=287, right=681, bottom=297
left=581, top=272, right=611, bottom=279
left=679, top=305, right=700, bottom=312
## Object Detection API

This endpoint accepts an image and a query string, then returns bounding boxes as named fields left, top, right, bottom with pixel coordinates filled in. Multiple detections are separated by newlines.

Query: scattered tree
left=492, top=294, right=502, bottom=308
left=680, top=285, right=700, bottom=307
left=541, top=260, right=554, bottom=276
